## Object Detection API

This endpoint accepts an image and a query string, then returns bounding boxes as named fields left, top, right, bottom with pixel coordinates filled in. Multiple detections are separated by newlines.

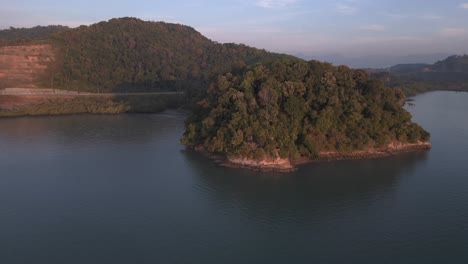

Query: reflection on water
left=185, top=149, right=428, bottom=223
left=0, top=112, right=185, bottom=145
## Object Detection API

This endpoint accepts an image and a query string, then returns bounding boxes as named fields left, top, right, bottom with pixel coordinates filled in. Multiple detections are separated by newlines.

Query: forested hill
left=0, top=25, right=69, bottom=45
left=182, top=60, right=429, bottom=162
left=30, top=17, right=296, bottom=93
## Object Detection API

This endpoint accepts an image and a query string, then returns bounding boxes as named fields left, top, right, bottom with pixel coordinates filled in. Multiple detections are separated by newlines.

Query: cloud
left=439, top=28, right=467, bottom=37
left=255, top=0, right=299, bottom=9
left=460, top=3, right=468, bottom=9
left=336, top=4, right=357, bottom=15
left=361, top=25, right=385, bottom=31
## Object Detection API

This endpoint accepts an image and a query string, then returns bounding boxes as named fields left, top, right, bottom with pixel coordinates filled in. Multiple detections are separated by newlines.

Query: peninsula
left=182, top=60, right=431, bottom=171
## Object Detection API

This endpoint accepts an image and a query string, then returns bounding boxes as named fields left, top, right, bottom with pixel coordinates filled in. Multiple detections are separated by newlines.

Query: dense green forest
left=0, top=25, right=69, bottom=45
left=371, top=55, right=468, bottom=96
left=38, top=18, right=295, bottom=94
left=182, top=60, right=429, bottom=161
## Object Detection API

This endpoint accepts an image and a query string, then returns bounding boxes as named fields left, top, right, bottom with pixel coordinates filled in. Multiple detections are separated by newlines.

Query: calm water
left=1, top=91, right=468, bottom=263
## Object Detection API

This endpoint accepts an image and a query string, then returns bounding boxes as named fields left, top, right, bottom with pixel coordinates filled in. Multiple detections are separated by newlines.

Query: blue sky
left=1, top=0, right=467, bottom=57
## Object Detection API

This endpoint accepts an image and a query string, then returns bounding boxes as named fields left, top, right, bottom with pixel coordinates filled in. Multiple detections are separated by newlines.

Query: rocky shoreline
left=195, top=141, right=432, bottom=172
left=225, top=156, right=296, bottom=172
left=313, top=141, right=432, bottom=162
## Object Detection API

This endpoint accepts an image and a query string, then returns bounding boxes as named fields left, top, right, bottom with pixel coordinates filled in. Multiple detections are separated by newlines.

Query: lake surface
left=1, top=91, right=468, bottom=263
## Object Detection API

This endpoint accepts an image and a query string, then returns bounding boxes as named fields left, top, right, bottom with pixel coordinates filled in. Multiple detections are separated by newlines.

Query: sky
left=1, top=0, right=467, bottom=62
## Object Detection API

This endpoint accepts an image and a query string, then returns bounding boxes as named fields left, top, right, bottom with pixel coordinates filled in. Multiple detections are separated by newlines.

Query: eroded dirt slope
left=0, top=44, right=54, bottom=88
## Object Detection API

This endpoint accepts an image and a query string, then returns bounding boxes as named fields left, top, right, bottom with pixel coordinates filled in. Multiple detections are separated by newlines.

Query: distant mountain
left=385, top=55, right=468, bottom=75
left=388, top=64, right=430, bottom=73
left=370, top=54, right=468, bottom=96
left=384, top=55, right=468, bottom=74
left=432, top=55, right=468, bottom=72
left=299, top=53, right=451, bottom=69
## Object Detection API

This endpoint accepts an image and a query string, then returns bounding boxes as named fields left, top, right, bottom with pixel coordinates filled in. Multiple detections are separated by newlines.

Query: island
left=182, top=60, right=431, bottom=171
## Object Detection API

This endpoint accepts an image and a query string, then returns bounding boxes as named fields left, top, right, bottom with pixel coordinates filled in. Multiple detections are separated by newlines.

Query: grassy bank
left=0, top=93, right=184, bottom=117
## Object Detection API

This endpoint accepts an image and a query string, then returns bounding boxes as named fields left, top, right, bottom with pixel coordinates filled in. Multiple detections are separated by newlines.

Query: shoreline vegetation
left=0, top=92, right=184, bottom=117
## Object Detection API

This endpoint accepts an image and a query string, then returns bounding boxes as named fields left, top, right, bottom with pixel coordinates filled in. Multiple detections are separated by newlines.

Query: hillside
left=0, top=18, right=296, bottom=94
left=182, top=60, right=430, bottom=171
left=44, top=17, right=296, bottom=93
left=0, top=18, right=297, bottom=116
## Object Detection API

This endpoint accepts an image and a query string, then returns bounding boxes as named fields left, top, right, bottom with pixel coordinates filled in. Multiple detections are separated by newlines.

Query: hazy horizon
left=1, top=0, right=467, bottom=67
